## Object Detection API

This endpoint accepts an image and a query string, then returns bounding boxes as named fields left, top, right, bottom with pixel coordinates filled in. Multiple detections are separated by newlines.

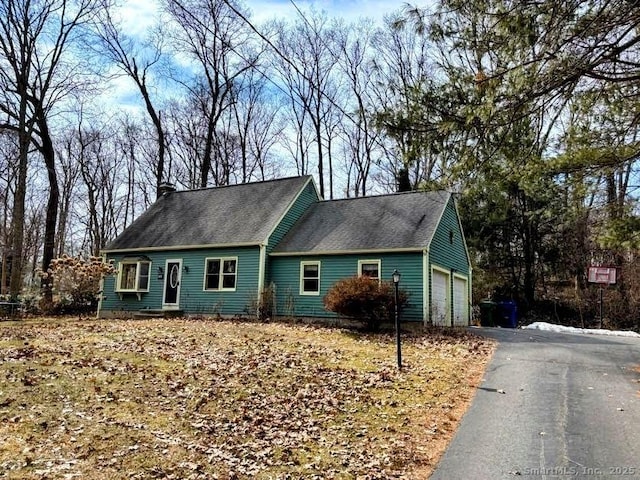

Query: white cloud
left=115, top=0, right=404, bottom=33
left=99, top=0, right=407, bottom=115
left=99, top=67, right=146, bottom=116
left=245, top=0, right=403, bottom=25
left=114, top=0, right=163, bottom=37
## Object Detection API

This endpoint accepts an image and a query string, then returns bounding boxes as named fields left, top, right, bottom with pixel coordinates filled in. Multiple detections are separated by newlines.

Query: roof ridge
left=318, top=189, right=450, bottom=203
left=170, top=175, right=311, bottom=194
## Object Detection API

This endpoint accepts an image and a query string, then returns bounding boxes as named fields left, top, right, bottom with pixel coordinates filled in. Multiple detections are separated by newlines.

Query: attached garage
left=453, top=275, right=469, bottom=326
left=430, top=269, right=471, bottom=327
left=431, top=267, right=451, bottom=326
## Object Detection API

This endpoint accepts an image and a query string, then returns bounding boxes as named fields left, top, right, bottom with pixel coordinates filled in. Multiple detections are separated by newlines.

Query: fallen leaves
left=0, top=318, right=494, bottom=479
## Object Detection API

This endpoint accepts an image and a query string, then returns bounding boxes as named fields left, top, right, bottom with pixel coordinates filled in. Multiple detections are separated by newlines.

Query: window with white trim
left=116, top=260, right=151, bottom=292
left=204, top=257, right=237, bottom=291
left=358, top=259, right=381, bottom=281
left=300, top=261, right=320, bottom=295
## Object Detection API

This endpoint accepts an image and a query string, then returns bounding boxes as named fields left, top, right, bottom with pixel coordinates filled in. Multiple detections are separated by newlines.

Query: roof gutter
left=101, top=241, right=262, bottom=255
left=269, top=247, right=425, bottom=257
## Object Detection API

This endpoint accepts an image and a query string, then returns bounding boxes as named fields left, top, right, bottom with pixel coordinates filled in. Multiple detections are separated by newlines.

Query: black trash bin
left=479, top=300, right=496, bottom=327
left=497, top=301, right=518, bottom=328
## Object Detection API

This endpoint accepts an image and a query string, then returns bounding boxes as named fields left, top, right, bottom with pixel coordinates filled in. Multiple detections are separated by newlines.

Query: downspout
left=257, top=244, right=267, bottom=316
left=469, top=265, right=473, bottom=325
left=97, top=252, right=106, bottom=319
left=423, top=248, right=430, bottom=326
left=450, top=268, right=456, bottom=327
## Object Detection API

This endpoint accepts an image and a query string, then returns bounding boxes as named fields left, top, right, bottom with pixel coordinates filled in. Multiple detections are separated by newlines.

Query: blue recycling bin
left=497, top=301, right=518, bottom=328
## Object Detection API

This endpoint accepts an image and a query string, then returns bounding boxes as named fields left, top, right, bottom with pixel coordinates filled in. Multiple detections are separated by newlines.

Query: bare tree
left=335, top=20, right=385, bottom=197
left=244, top=94, right=285, bottom=181
left=166, top=97, right=207, bottom=189
left=0, top=0, right=39, bottom=297
left=56, top=129, right=82, bottom=256
left=56, top=112, right=138, bottom=256
left=369, top=15, right=439, bottom=190
left=78, top=128, right=121, bottom=255
left=0, top=132, right=17, bottom=294
left=273, top=63, right=314, bottom=178
left=229, top=68, right=282, bottom=182
left=271, top=11, right=341, bottom=198
left=0, top=0, right=107, bottom=301
left=165, top=0, right=257, bottom=187
left=212, top=115, right=240, bottom=185
left=94, top=8, right=170, bottom=198
left=113, top=116, right=151, bottom=226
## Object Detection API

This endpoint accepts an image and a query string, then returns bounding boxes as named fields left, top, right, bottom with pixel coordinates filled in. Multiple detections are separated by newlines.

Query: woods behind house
left=0, top=0, right=638, bottom=328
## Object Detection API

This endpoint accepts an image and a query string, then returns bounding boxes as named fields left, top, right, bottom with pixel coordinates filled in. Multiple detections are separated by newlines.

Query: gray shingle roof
left=105, top=176, right=313, bottom=251
left=272, top=190, right=451, bottom=253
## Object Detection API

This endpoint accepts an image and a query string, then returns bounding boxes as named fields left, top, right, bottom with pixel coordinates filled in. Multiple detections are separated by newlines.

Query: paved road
left=431, top=327, right=640, bottom=479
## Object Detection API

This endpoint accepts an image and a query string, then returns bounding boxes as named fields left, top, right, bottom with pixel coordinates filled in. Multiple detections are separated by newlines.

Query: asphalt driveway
left=431, top=327, right=640, bottom=479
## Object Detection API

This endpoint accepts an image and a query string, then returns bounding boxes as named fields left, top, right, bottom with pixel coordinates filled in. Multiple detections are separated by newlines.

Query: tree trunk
left=37, top=114, right=59, bottom=307
left=138, top=80, right=165, bottom=197
left=521, top=190, right=536, bottom=306
left=314, top=111, right=325, bottom=198
left=200, top=109, right=217, bottom=188
left=605, top=169, right=619, bottom=220
left=9, top=123, right=30, bottom=298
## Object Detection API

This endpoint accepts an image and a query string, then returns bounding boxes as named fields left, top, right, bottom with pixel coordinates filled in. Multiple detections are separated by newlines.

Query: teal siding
left=429, top=197, right=470, bottom=273
left=100, top=247, right=260, bottom=317
left=267, top=181, right=319, bottom=255
left=428, top=196, right=471, bottom=324
left=264, top=181, right=319, bottom=293
left=268, top=252, right=425, bottom=322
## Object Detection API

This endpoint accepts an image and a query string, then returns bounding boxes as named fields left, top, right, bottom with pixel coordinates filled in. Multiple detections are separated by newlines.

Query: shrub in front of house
left=39, top=255, right=115, bottom=314
left=324, top=276, right=408, bottom=331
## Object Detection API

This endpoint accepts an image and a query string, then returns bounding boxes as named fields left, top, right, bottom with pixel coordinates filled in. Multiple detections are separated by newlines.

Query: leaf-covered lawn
left=0, top=318, right=494, bottom=479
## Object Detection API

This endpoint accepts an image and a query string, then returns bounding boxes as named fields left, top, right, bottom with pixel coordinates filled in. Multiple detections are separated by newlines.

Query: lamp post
left=392, top=269, right=402, bottom=370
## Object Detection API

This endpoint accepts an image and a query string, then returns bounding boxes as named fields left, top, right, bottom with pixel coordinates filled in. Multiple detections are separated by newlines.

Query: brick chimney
left=158, top=182, right=176, bottom=198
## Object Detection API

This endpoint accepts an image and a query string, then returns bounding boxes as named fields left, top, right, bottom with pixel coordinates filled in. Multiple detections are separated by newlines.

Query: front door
left=163, top=259, right=182, bottom=309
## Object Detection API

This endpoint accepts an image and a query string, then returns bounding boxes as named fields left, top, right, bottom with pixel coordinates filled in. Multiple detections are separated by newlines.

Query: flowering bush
left=324, top=276, right=409, bottom=331
left=39, top=255, right=115, bottom=314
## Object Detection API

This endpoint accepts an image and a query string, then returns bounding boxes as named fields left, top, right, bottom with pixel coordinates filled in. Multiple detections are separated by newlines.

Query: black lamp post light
left=392, top=269, right=402, bottom=370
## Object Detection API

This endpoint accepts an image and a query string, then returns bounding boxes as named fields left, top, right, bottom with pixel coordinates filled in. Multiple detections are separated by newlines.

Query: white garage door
left=432, top=269, right=450, bottom=326
left=453, top=276, right=469, bottom=326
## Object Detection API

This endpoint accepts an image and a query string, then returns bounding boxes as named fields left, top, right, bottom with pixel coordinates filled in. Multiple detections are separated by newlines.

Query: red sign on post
left=588, top=266, right=617, bottom=285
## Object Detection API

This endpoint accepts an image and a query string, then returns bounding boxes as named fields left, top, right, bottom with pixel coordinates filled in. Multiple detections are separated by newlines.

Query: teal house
left=98, top=176, right=472, bottom=326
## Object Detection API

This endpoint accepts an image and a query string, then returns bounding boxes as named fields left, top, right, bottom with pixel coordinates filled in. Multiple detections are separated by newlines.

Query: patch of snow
left=523, top=322, right=640, bottom=338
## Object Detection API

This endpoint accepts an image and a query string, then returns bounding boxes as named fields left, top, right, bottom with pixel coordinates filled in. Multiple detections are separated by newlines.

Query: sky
left=107, top=0, right=409, bottom=118
left=100, top=0, right=411, bottom=190
left=116, top=0, right=405, bottom=33
left=245, top=0, right=405, bottom=24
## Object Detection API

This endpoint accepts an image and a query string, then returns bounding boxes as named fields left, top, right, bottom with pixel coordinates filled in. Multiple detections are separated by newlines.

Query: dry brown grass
left=0, top=317, right=494, bottom=479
